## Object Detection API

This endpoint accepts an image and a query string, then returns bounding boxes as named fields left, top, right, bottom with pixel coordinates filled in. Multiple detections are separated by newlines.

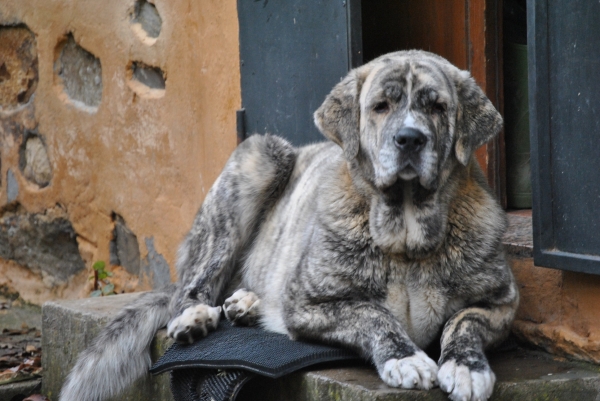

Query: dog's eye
left=432, top=102, right=446, bottom=114
left=373, top=101, right=390, bottom=114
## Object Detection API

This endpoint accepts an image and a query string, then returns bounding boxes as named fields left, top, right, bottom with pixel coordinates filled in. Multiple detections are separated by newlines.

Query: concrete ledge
left=42, top=291, right=600, bottom=401
left=504, top=212, right=533, bottom=258
left=42, top=293, right=173, bottom=401
left=236, top=348, right=600, bottom=401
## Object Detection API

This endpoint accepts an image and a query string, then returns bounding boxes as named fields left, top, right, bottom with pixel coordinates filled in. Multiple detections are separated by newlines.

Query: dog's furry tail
left=60, top=285, right=175, bottom=401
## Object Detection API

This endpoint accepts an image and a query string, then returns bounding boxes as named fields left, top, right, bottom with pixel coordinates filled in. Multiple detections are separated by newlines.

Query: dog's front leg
left=438, top=298, right=517, bottom=401
left=168, top=135, right=296, bottom=343
left=285, top=299, right=438, bottom=390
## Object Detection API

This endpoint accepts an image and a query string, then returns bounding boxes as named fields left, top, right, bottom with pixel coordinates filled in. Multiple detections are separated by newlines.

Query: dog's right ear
left=314, top=66, right=370, bottom=160
left=454, top=71, right=503, bottom=166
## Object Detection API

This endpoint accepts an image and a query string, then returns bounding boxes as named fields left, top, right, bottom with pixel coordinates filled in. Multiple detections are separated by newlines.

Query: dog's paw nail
left=438, top=359, right=495, bottom=401
left=379, top=351, right=438, bottom=390
left=223, top=289, right=260, bottom=326
left=168, top=304, right=221, bottom=344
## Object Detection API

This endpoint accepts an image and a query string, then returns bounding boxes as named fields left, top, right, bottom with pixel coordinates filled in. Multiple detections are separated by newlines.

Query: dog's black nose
left=394, top=128, right=427, bottom=153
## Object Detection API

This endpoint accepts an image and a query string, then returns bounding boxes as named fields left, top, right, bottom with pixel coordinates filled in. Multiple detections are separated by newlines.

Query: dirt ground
left=0, top=295, right=42, bottom=386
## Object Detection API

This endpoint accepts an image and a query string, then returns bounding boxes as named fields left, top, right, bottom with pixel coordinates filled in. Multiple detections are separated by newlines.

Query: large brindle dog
left=61, top=50, right=518, bottom=401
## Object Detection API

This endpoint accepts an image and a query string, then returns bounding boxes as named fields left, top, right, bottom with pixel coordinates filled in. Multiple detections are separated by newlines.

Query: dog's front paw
left=167, top=304, right=222, bottom=344
left=379, top=351, right=438, bottom=390
left=438, top=359, right=495, bottom=401
left=223, top=288, right=261, bottom=326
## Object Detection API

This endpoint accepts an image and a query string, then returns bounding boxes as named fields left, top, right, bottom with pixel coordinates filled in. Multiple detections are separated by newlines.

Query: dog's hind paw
left=379, top=351, right=439, bottom=390
left=438, top=359, right=495, bottom=401
left=167, top=304, right=222, bottom=344
left=223, top=288, right=261, bottom=326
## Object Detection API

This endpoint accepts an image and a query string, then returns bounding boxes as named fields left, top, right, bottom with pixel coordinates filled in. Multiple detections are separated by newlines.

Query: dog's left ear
left=314, top=65, right=371, bottom=160
left=455, top=71, right=503, bottom=165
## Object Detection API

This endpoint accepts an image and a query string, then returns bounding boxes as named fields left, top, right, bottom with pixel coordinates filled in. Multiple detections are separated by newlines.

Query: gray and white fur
left=61, top=50, right=518, bottom=401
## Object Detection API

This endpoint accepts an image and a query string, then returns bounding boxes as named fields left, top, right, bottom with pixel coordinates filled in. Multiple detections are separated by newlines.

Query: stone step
left=236, top=348, right=600, bottom=401
left=42, top=293, right=600, bottom=401
left=41, top=293, right=173, bottom=401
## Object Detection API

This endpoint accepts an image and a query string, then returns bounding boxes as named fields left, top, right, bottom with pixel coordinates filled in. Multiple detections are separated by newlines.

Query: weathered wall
left=513, top=258, right=600, bottom=364
left=0, top=0, right=240, bottom=304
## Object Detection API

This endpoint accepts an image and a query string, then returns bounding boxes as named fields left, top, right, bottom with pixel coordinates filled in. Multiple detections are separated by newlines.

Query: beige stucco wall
left=0, top=0, right=240, bottom=303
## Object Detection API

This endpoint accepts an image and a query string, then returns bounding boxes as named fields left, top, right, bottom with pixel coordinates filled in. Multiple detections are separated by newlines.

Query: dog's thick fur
left=61, top=51, right=518, bottom=401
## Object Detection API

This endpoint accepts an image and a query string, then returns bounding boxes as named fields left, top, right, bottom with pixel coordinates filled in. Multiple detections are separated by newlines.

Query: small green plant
left=89, top=261, right=116, bottom=297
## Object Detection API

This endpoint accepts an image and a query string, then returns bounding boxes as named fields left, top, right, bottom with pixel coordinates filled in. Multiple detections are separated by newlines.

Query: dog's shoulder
left=445, top=159, right=507, bottom=260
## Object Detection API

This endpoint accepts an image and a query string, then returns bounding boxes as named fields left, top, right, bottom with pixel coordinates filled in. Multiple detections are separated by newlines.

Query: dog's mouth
left=391, top=158, right=422, bottom=182
left=397, top=164, right=418, bottom=181
left=374, top=148, right=438, bottom=194
left=381, top=176, right=414, bottom=203
left=376, top=162, right=419, bottom=197
left=396, top=155, right=439, bottom=190
left=381, top=179, right=404, bottom=203
left=379, top=159, right=439, bottom=203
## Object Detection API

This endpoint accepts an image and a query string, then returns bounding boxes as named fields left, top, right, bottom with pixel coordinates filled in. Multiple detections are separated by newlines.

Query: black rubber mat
left=151, top=319, right=359, bottom=378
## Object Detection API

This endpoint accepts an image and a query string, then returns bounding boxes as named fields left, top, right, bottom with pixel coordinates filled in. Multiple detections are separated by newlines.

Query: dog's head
left=315, top=50, right=502, bottom=195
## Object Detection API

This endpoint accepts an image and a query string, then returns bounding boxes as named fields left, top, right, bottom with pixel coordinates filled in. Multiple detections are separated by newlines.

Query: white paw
left=438, top=360, right=495, bottom=401
left=167, top=304, right=222, bottom=344
left=379, top=351, right=439, bottom=390
left=223, top=288, right=261, bottom=326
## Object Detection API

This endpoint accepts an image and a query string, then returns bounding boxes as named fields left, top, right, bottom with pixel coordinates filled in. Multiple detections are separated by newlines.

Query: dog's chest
left=383, top=271, right=449, bottom=349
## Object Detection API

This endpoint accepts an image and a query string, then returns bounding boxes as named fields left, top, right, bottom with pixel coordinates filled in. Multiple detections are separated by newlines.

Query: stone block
left=111, top=214, right=141, bottom=276
left=54, top=34, right=102, bottom=110
left=131, top=62, right=165, bottom=90
left=131, top=0, right=162, bottom=40
left=109, top=215, right=171, bottom=288
left=237, top=348, right=600, bottom=401
left=0, top=204, right=85, bottom=286
left=6, top=169, right=18, bottom=203
left=19, top=133, right=52, bottom=188
left=41, top=292, right=600, bottom=401
left=42, top=293, right=173, bottom=401
left=127, top=62, right=166, bottom=99
left=0, top=24, right=38, bottom=109
left=142, top=237, right=171, bottom=289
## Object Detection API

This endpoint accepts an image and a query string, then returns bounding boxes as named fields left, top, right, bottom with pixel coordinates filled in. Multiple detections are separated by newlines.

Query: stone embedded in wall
left=141, top=237, right=171, bottom=289
left=18, top=131, right=52, bottom=188
left=134, top=0, right=162, bottom=37
left=54, top=34, right=102, bottom=110
left=132, top=62, right=165, bottom=89
left=0, top=24, right=38, bottom=109
left=127, top=61, right=166, bottom=99
left=109, top=216, right=171, bottom=289
left=131, top=0, right=162, bottom=45
left=0, top=204, right=85, bottom=285
left=110, top=213, right=141, bottom=276
left=6, top=169, right=18, bottom=202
